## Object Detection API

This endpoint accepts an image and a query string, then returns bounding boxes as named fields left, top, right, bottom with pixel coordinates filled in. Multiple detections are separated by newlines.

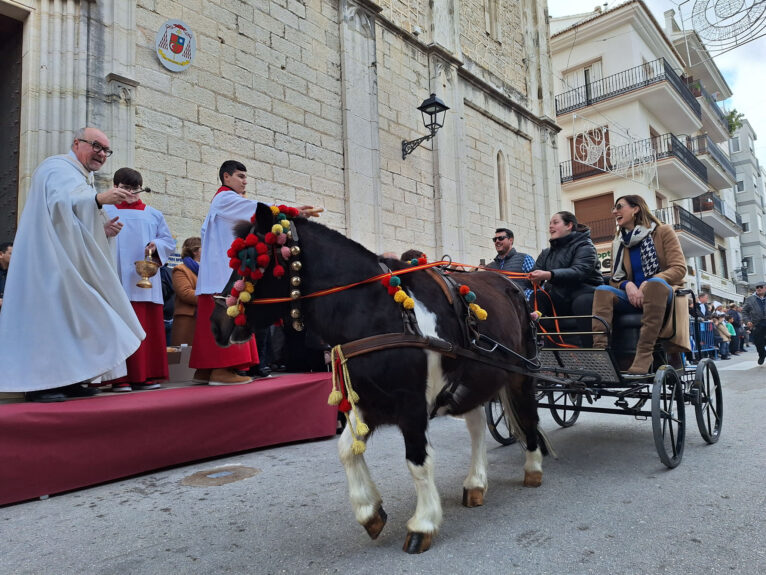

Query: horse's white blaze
left=338, top=418, right=381, bottom=524
left=524, top=447, right=543, bottom=475
left=410, top=294, right=449, bottom=408
left=405, top=448, right=442, bottom=534
left=462, top=406, right=488, bottom=492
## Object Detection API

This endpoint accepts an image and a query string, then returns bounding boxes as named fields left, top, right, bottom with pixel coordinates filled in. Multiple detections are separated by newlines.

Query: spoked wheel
left=548, top=387, right=582, bottom=427
left=651, top=366, right=686, bottom=468
left=693, top=358, right=723, bottom=444
left=485, top=397, right=517, bottom=446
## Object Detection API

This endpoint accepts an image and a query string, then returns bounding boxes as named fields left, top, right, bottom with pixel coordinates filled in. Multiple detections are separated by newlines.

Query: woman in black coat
left=528, top=211, right=604, bottom=345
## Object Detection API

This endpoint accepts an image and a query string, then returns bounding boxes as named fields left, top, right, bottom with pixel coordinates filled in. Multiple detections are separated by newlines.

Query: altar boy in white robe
left=103, top=168, right=175, bottom=391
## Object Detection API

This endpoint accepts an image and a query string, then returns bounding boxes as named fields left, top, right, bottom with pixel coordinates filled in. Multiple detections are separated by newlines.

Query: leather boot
left=627, top=282, right=671, bottom=374
left=592, top=289, right=617, bottom=349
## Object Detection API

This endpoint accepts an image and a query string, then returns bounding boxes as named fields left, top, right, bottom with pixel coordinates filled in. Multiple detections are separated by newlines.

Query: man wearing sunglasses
left=0, top=127, right=145, bottom=402
left=485, top=227, right=534, bottom=297
left=742, top=282, right=766, bottom=365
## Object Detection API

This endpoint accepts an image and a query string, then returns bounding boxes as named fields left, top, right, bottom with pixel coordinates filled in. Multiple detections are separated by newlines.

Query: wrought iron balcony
left=555, top=58, right=701, bottom=118
left=692, top=191, right=742, bottom=237
left=654, top=205, right=714, bottom=246
left=582, top=217, right=617, bottom=244
left=688, top=134, right=735, bottom=179
left=687, top=81, right=728, bottom=130
left=560, top=133, right=707, bottom=184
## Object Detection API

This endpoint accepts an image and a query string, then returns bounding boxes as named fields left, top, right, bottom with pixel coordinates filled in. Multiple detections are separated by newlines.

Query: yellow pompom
left=403, top=297, right=415, bottom=310
left=245, top=282, right=255, bottom=293
left=356, top=422, right=369, bottom=436
left=476, top=308, right=488, bottom=321
left=327, top=389, right=343, bottom=405
left=469, top=303, right=479, bottom=312
left=272, top=224, right=284, bottom=235
left=393, top=290, right=407, bottom=303
left=238, top=291, right=251, bottom=303
left=281, top=220, right=290, bottom=229
left=351, top=439, right=366, bottom=455
left=270, top=205, right=280, bottom=216
left=226, top=305, right=240, bottom=318
left=348, top=390, right=360, bottom=403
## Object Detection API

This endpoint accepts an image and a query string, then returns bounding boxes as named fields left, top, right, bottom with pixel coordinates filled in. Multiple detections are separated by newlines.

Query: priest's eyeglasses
left=77, top=139, right=114, bottom=157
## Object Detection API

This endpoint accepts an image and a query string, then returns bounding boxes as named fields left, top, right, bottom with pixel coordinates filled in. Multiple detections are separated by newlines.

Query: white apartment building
left=730, top=120, right=766, bottom=285
left=549, top=0, right=743, bottom=303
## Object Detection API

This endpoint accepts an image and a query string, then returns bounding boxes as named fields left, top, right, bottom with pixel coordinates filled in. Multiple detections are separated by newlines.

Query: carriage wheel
left=693, top=359, right=723, bottom=444
left=651, top=366, right=686, bottom=469
left=547, top=388, right=582, bottom=427
left=484, top=398, right=517, bottom=446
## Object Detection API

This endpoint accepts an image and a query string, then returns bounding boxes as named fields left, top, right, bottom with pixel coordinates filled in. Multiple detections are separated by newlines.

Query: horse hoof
left=403, top=531, right=433, bottom=554
left=363, top=506, right=387, bottom=540
left=462, top=487, right=485, bottom=507
left=523, top=471, right=543, bottom=487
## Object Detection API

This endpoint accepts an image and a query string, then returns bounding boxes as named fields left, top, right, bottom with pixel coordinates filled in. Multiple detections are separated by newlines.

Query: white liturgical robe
left=0, top=153, right=145, bottom=392
left=196, top=188, right=263, bottom=295
left=104, top=204, right=175, bottom=303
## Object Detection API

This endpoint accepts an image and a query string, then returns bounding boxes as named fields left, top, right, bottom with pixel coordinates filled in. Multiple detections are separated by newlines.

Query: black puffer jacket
left=533, top=229, right=603, bottom=299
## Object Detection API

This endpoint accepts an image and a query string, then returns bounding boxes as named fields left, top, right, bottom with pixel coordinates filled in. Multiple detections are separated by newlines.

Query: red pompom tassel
left=255, top=243, right=268, bottom=254
left=234, top=314, right=247, bottom=326
left=230, top=288, right=240, bottom=298
left=229, top=258, right=242, bottom=269
left=250, top=269, right=263, bottom=280
left=380, top=277, right=391, bottom=287
left=273, top=265, right=285, bottom=278
left=417, top=256, right=427, bottom=265
left=245, top=233, right=258, bottom=246
left=265, top=232, right=277, bottom=244
left=387, top=285, right=399, bottom=296
left=338, top=398, right=352, bottom=413
left=231, top=237, right=246, bottom=251
left=257, top=254, right=270, bottom=268
left=459, top=285, right=470, bottom=295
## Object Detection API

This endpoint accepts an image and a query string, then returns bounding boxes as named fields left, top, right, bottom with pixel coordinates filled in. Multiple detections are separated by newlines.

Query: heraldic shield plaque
left=155, top=19, right=196, bottom=72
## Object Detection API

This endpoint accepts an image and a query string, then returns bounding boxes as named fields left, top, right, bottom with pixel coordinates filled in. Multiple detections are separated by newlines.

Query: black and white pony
left=210, top=203, right=548, bottom=553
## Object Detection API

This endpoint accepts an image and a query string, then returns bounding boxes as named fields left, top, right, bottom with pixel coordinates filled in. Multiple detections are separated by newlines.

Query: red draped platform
left=0, top=373, right=336, bottom=506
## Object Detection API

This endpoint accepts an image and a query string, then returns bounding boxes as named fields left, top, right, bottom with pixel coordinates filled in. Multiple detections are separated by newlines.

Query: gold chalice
left=134, top=259, right=159, bottom=288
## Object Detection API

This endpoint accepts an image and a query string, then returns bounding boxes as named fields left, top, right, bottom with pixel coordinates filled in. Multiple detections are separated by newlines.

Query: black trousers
left=753, top=324, right=766, bottom=358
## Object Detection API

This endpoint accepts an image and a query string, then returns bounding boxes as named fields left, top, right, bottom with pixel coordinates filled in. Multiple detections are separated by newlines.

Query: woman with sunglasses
left=592, top=195, right=688, bottom=374
left=528, top=211, right=603, bottom=346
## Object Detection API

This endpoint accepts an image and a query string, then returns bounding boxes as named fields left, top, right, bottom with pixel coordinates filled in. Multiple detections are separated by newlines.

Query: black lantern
left=402, top=93, right=450, bottom=159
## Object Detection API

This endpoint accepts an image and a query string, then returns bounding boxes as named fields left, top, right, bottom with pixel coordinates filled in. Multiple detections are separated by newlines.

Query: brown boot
left=592, top=289, right=617, bottom=349
left=626, top=282, right=671, bottom=374
left=208, top=368, right=253, bottom=386
left=192, top=369, right=212, bottom=384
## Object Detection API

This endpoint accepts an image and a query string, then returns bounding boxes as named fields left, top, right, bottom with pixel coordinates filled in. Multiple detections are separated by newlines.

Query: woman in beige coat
left=592, top=195, right=689, bottom=374
left=170, top=237, right=201, bottom=346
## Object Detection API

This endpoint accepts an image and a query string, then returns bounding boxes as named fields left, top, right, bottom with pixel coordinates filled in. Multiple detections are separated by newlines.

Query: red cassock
left=107, top=302, right=169, bottom=384
left=189, top=295, right=259, bottom=370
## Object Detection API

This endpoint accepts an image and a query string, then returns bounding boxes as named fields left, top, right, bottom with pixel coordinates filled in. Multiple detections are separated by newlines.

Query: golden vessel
left=134, top=259, right=159, bottom=288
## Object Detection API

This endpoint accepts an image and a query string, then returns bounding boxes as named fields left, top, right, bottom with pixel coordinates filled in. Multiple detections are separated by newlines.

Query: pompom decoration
left=233, top=279, right=245, bottom=292
left=265, top=232, right=277, bottom=244
left=328, top=346, right=369, bottom=457
left=229, top=258, right=242, bottom=269
left=234, top=314, right=247, bottom=326
left=245, top=233, right=258, bottom=246
left=270, top=205, right=280, bottom=216
left=256, top=243, right=268, bottom=254
left=387, top=285, right=399, bottom=296
left=327, top=389, right=343, bottom=405
left=417, top=256, right=427, bottom=265
left=277, top=233, right=287, bottom=245
left=349, top=390, right=360, bottom=403
left=273, top=265, right=285, bottom=278
left=464, top=291, right=477, bottom=303
left=403, top=297, right=415, bottom=310
left=410, top=259, right=418, bottom=265
left=226, top=305, right=239, bottom=317
left=271, top=224, right=284, bottom=235
left=250, top=269, right=264, bottom=281
left=226, top=296, right=237, bottom=307
left=389, top=276, right=401, bottom=287
left=257, top=254, right=270, bottom=268
left=356, top=422, right=369, bottom=436
left=238, top=291, right=251, bottom=303
left=281, top=246, right=292, bottom=259
left=245, top=282, right=255, bottom=293
left=338, top=398, right=352, bottom=413
left=351, top=440, right=366, bottom=455
left=475, top=308, right=488, bottom=321
left=393, top=290, right=407, bottom=303
left=459, top=285, right=470, bottom=296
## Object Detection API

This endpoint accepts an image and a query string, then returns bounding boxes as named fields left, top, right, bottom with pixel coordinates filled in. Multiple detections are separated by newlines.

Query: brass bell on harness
left=292, top=320, right=304, bottom=331
left=290, top=289, right=301, bottom=300
left=290, top=308, right=301, bottom=319
left=290, top=276, right=301, bottom=287
left=291, top=261, right=302, bottom=272
left=290, top=245, right=301, bottom=257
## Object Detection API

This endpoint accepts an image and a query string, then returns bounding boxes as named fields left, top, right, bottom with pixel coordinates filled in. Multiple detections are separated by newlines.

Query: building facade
left=0, top=0, right=560, bottom=265
left=730, top=120, right=766, bottom=285
left=549, top=0, right=743, bottom=303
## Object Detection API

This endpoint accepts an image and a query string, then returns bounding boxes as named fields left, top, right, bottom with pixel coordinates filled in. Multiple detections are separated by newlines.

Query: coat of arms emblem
left=155, top=20, right=196, bottom=72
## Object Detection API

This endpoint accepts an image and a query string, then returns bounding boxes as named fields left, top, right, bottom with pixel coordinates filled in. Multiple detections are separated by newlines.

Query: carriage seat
left=611, top=313, right=643, bottom=355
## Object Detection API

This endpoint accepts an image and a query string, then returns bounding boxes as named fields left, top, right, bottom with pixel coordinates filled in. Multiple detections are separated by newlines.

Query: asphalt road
left=3, top=353, right=765, bottom=575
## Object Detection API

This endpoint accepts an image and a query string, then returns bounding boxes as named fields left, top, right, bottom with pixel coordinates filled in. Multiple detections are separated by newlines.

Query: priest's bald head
left=71, top=127, right=113, bottom=172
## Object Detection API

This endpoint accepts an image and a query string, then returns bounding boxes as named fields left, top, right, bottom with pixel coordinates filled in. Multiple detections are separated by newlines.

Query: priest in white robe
left=0, top=127, right=145, bottom=402
left=103, top=168, right=176, bottom=392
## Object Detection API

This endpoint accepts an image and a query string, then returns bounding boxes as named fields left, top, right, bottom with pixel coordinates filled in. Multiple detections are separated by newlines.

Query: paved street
left=2, top=353, right=765, bottom=575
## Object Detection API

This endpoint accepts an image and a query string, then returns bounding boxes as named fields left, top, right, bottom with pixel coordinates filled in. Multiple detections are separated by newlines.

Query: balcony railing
left=560, top=132, right=707, bottom=184
left=687, top=81, right=728, bottom=129
left=688, top=134, right=735, bottom=178
left=654, top=205, right=714, bottom=246
left=692, top=192, right=740, bottom=227
left=555, top=58, right=701, bottom=118
left=582, top=217, right=617, bottom=244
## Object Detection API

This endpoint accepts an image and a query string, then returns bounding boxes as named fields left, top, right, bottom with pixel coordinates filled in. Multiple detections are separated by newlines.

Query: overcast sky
left=546, top=0, right=766, bottom=167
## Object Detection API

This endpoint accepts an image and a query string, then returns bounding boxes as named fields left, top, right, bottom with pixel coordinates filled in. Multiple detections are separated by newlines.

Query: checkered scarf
left=611, top=223, right=660, bottom=283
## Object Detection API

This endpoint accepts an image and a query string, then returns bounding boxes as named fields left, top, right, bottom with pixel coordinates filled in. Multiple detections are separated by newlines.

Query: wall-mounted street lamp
left=401, top=93, right=450, bottom=160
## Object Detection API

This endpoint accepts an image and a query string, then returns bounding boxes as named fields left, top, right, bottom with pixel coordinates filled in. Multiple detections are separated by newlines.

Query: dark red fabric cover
left=0, top=373, right=335, bottom=506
